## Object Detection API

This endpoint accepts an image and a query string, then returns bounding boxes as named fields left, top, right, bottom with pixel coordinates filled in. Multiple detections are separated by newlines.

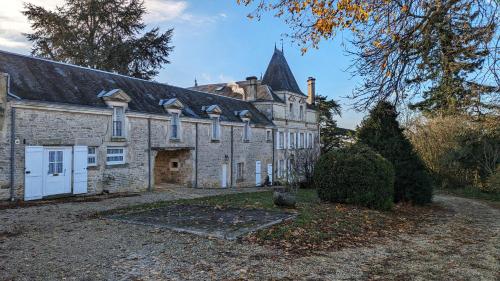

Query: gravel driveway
left=0, top=192, right=498, bottom=280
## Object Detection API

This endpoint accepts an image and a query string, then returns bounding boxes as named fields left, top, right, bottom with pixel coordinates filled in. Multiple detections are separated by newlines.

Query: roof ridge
left=0, top=49, right=254, bottom=104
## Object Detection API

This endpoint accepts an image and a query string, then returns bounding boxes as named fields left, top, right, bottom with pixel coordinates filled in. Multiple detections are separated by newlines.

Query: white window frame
left=278, top=159, right=285, bottom=178
left=88, top=147, right=97, bottom=166
left=278, top=131, right=285, bottom=149
left=289, top=132, right=295, bottom=149
left=211, top=116, right=221, bottom=140
left=112, top=106, right=125, bottom=137
left=106, top=147, right=126, bottom=165
left=243, top=120, right=251, bottom=142
left=170, top=112, right=181, bottom=140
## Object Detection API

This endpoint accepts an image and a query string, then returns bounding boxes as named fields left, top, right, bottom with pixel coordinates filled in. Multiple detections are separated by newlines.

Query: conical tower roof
left=262, top=47, right=304, bottom=95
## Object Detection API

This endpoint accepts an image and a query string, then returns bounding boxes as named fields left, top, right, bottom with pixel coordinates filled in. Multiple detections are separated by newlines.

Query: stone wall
left=0, top=101, right=279, bottom=200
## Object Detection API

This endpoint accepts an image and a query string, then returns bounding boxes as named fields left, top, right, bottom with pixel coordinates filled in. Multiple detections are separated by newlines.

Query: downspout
left=230, top=126, right=234, bottom=188
left=147, top=118, right=152, bottom=191
left=10, top=107, right=15, bottom=201
left=195, top=123, right=198, bottom=188
left=272, top=127, right=275, bottom=185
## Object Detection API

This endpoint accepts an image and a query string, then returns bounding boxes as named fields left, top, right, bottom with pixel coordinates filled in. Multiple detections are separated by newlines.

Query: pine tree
left=357, top=101, right=433, bottom=204
left=23, top=0, right=174, bottom=80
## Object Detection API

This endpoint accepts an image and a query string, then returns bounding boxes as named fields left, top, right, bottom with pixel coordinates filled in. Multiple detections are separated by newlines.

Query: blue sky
left=0, top=0, right=365, bottom=129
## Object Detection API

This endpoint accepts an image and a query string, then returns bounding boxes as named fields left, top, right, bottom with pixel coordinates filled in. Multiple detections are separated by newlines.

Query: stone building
left=0, top=47, right=319, bottom=201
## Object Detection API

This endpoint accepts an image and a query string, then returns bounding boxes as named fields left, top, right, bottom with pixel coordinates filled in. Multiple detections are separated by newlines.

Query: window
left=170, top=159, right=179, bottom=171
left=299, top=133, right=305, bottom=148
left=278, top=131, right=285, bottom=149
left=299, top=105, right=304, bottom=120
left=88, top=147, right=97, bottom=166
left=243, top=120, right=251, bottom=141
left=289, top=103, right=294, bottom=118
left=308, top=133, right=313, bottom=148
left=266, top=130, right=272, bottom=142
left=112, top=106, right=125, bottom=137
left=278, top=159, right=285, bottom=178
left=170, top=112, right=180, bottom=140
left=106, top=147, right=125, bottom=165
left=48, top=151, right=63, bottom=175
left=211, top=117, right=220, bottom=140
left=237, top=162, right=245, bottom=181
left=289, top=132, right=295, bottom=149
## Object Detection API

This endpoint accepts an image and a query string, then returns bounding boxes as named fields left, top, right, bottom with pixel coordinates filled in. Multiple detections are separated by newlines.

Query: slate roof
left=0, top=50, right=273, bottom=126
left=262, top=47, right=305, bottom=96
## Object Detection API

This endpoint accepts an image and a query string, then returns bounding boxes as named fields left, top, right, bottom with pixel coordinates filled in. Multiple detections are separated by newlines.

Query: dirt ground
left=0, top=190, right=498, bottom=281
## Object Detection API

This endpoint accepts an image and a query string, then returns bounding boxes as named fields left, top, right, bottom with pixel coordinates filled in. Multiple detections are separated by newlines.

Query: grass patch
left=436, top=187, right=500, bottom=202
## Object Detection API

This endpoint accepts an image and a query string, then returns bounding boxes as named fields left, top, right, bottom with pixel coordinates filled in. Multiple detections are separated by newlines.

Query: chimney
left=245, top=76, right=258, bottom=101
left=0, top=73, right=7, bottom=131
left=307, top=77, right=316, bottom=105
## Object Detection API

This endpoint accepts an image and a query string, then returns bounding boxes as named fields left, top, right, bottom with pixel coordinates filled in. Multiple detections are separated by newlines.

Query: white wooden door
left=267, top=164, right=273, bottom=185
left=255, top=161, right=261, bottom=186
left=73, top=146, right=88, bottom=194
left=43, top=147, right=72, bottom=196
left=25, top=146, right=44, bottom=201
left=221, top=164, right=227, bottom=188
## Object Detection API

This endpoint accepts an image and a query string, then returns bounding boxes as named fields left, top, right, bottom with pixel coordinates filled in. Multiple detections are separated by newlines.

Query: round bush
left=314, top=144, right=395, bottom=210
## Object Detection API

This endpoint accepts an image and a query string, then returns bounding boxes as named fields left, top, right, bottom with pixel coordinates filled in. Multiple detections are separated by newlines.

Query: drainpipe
left=272, top=127, right=275, bottom=185
left=195, top=123, right=198, bottom=188
left=230, top=126, right=234, bottom=188
left=147, top=118, right=152, bottom=191
left=10, top=107, right=15, bottom=201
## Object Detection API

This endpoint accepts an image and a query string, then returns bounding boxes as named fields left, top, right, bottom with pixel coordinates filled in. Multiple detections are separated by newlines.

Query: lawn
left=100, top=189, right=441, bottom=254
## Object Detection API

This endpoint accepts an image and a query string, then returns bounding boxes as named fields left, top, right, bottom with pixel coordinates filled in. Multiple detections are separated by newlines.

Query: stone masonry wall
left=0, top=102, right=277, bottom=200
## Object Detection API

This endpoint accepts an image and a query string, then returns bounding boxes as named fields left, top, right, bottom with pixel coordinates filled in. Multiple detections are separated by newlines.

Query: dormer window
left=243, top=120, right=251, bottom=142
left=98, top=89, right=131, bottom=140
left=211, top=116, right=221, bottom=140
left=112, top=106, right=125, bottom=137
left=170, top=112, right=180, bottom=140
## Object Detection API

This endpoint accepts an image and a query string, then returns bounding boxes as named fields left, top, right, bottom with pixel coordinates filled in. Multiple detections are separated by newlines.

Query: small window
left=88, top=147, right=97, bottom=166
left=289, top=132, right=295, bottom=149
left=289, top=103, right=294, bottom=118
left=170, top=113, right=180, bottom=140
left=243, top=120, right=251, bottom=141
left=308, top=133, right=313, bottom=148
left=300, top=133, right=305, bottom=148
left=112, top=106, right=125, bottom=137
left=279, top=131, right=285, bottom=149
left=48, top=151, right=63, bottom=175
left=266, top=130, right=272, bottom=142
left=237, top=162, right=245, bottom=181
left=106, top=147, right=126, bottom=165
left=170, top=159, right=179, bottom=171
left=211, top=117, right=220, bottom=140
left=299, top=105, right=304, bottom=120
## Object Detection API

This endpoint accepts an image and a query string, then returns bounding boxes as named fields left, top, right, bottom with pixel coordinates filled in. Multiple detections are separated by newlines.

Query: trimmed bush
left=314, top=144, right=395, bottom=210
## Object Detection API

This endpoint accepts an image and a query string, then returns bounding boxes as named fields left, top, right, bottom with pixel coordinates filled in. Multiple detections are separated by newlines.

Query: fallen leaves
left=244, top=201, right=444, bottom=255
